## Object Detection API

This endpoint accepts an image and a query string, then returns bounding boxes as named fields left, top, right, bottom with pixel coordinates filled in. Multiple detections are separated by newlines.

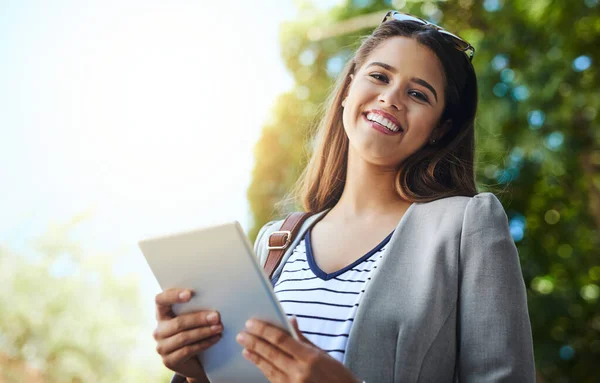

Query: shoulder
left=460, top=192, right=511, bottom=235
left=416, top=192, right=512, bottom=251
left=408, top=192, right=507, bottom=235
left=415, top=192, right=504, bottom=217
left=417, top=192, right=501, bottom=210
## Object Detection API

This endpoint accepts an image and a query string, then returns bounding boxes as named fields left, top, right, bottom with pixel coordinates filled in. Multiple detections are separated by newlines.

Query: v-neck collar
left=304, top=228, right=394, bottom=280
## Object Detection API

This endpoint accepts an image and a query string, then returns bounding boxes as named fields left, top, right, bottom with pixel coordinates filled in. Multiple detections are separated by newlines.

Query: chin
left=360, top=152, right=404, bottom=169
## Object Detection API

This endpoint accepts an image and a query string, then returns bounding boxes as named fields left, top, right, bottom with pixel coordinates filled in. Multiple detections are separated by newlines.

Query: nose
left=378, top=89, right=404, bottom=111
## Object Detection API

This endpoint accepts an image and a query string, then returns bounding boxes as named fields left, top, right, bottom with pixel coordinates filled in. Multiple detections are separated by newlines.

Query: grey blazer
left=254, top=192, right=535, bottom=382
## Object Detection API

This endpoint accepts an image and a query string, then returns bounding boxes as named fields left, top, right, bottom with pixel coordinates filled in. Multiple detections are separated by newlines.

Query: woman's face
left=342, top=36, right=447, bottom=168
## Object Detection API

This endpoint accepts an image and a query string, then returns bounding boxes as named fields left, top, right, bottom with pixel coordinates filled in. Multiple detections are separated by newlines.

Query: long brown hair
left=292, top=20, right=478, bottom=213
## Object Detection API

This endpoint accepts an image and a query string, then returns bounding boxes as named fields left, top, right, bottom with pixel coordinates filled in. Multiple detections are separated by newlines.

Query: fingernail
left=179, top=291, right=190, bottom=300
left=245, top=319, right=257, bottom=330
left=236, top=332, right=247, bottom=344
left=242, top=348, right=252, bottom=360
left=210, top=324, right=223, bottom=333
left=207, top=312, right=218, bottom=323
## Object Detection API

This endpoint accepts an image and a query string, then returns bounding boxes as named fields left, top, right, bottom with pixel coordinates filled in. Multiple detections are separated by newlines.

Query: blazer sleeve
left=457, top=193, right=535, bottom=382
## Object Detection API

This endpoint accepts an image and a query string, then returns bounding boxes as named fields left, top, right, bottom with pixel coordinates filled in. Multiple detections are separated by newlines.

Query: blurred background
left=1, top=0, right=598, bottom=382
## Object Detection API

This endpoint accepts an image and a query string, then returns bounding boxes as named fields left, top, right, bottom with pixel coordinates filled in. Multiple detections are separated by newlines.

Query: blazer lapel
left=343, top=202, right=418, bottom=382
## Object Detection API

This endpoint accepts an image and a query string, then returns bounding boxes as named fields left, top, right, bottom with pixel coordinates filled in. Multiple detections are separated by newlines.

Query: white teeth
left=366, top=112, right=401, bottom=132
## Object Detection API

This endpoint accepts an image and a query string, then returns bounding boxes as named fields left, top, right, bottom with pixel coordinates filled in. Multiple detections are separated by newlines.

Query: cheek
left=342, top=85, right=371, bottom=129
left=402, top=132, right=429, bottom=156
left=397, top=118, right=439, bottom=158
left=341, top=105, right=351, bottom=135
left=341, top=97, right=360, bottom=134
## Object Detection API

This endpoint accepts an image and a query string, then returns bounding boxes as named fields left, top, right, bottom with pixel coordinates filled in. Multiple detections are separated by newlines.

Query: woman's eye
left=369, top=73, right=388, bottom=82
left=409, top=91, right=429, bottom=102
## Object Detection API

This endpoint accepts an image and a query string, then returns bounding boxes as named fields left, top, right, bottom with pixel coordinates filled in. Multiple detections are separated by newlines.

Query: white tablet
left=139, top=221, right=295, bottom=383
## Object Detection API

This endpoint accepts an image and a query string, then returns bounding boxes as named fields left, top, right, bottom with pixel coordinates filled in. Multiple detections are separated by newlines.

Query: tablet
left=139, top=221, right=295, bottom=383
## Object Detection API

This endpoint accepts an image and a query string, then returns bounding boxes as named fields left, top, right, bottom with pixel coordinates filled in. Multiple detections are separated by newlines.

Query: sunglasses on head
left=381, top=11, right=475, bottom=61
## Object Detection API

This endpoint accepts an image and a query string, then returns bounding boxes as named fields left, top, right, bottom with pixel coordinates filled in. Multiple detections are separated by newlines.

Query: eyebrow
left=366, top=61, right=438, bottom=102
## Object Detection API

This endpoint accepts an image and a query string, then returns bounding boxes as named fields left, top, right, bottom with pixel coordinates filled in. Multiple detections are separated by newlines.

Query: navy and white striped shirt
left=274, top=228, right=393, bottom=362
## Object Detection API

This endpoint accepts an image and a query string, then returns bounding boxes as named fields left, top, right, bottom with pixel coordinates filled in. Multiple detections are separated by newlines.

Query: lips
left=367, top=109, right=402, bottom=129
left=363, top=114, right=402, bottom=135
left=362, top=110, right=404, bottom=135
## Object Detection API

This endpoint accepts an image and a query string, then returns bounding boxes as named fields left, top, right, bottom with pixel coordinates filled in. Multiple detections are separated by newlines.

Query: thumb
left=290, top=316, right=315, bottom=347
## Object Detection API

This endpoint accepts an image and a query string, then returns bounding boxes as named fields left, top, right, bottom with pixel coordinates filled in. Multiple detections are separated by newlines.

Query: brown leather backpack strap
left=264, top=212, right=312, bottom=279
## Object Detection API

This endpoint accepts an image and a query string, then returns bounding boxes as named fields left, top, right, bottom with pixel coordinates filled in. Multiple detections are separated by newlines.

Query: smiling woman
left=154, top=10, right=535, bottom=383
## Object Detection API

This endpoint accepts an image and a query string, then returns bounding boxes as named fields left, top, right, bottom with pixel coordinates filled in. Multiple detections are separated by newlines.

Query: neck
left=329, top=147, right=410, bottom=220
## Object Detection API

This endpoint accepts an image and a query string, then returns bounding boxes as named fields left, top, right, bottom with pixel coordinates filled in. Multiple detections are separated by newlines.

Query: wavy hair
left=292, top=19, right=478, bottom=213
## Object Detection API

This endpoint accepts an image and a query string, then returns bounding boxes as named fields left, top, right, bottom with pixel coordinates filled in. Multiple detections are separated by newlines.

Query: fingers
left=237, top=335, right=289, bottom=383
left=242, top=348, right=287, bottom=383
left=161, top=334, right=222, bottom=370
left=154, top=310, right=221, bottom=340
left=237, top=330, right=294, bottom=363
left=244, top=319, right=310, bottom=359
left=155, top=288, right=193, bottom=320
left=157, top=323, right=224, bottom=355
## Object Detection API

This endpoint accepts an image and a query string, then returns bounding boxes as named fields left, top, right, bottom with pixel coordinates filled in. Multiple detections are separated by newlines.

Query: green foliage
left=248, top=0, right=600, bottom=381
left=0, top=217, right=173, bottom=382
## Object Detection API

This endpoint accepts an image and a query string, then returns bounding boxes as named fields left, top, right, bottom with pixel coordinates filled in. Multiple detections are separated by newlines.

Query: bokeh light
left=493, top=82, right=509, bottom=97
left=559, top=345, right=575, bottom=361
left=299, top=49, right=317, bottom=66
left=532, top=276, right=555, bottom=294
left=500, top=68, right=515, bottom=83
left=545, top=132, right=565, bottom=151
left=509, top=214, right=526, bottom=242
left=491, top=54, right=509, bottom=71
left=326, top=54, right=346, bottom=78
left=527, top=110, right=545, bottom=129
left=581, top=284, right=600, bottom=301
left=572, top=55, right=592, bottom=72
left=545, top=210, right=561, bottom=225
left=511, top=85, right=530, bottom=101
left=483, top=0, right=503, bottom=12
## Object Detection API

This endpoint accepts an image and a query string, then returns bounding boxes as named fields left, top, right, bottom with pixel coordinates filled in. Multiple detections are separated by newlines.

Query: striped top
left=274, top=228, right=393, bottom=362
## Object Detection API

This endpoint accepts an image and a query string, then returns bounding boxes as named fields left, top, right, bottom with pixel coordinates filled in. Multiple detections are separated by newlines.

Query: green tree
left=0, top=215, right=173, bottom=382
left=248, top=0, right=600, bottom=381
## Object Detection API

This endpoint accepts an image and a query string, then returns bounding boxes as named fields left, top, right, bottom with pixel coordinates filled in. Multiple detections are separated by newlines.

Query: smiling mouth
left=363, top=112, right=403, bottom=133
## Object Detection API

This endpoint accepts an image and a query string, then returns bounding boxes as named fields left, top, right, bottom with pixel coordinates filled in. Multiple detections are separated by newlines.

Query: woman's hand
left=153, top=288, right=223, bottom=382
left=236, top=317, right=361, bottom=383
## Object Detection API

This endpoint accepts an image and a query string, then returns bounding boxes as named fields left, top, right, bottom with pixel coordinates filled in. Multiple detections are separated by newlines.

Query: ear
left=342, top=74, right=354, bottom=108
left=430, top=119, right=452, bottom=144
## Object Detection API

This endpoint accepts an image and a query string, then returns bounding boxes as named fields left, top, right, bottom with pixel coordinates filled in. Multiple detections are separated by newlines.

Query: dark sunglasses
left=381, top=10, right=475, bottom=61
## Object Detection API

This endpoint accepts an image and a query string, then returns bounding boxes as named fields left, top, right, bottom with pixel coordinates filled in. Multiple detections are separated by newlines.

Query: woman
left=153, top=11, right=535, bottom=382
